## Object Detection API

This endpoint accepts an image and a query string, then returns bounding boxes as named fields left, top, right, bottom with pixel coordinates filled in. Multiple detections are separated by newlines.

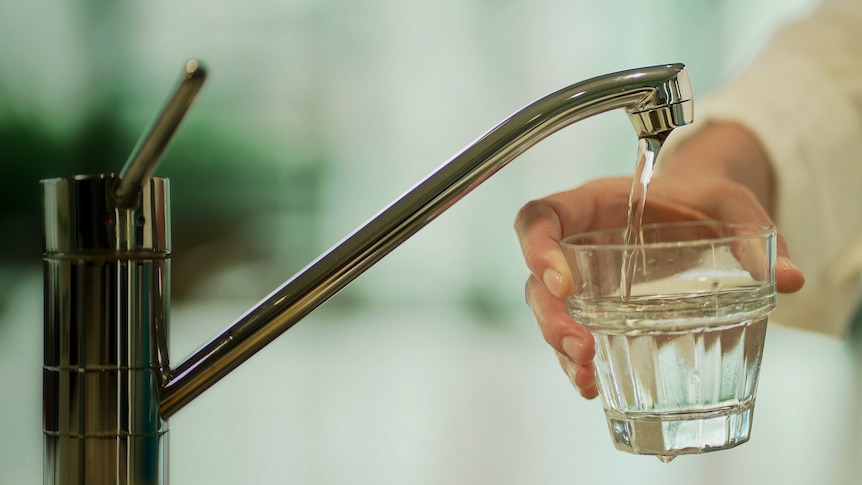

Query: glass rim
left=561, top=220, right=776, bottom=250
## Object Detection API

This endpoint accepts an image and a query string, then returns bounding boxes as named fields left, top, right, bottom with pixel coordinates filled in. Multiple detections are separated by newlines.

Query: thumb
left=775, top=233, right=804, bottom=293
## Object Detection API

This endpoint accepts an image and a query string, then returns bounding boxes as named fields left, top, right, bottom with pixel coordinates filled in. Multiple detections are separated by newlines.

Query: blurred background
left=1, top=0, right=859, bottom=483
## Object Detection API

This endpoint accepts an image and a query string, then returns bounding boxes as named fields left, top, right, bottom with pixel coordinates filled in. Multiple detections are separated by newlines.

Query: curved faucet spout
left=159, top=63, right=694, bottom=417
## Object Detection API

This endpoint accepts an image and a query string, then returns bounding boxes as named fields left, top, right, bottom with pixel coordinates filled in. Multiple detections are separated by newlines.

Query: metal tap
left=42, top=62, right=693, bottom=484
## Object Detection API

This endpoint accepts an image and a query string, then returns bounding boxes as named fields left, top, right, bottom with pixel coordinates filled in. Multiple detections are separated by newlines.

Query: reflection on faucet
left=42, top=63, right=692, bottom=484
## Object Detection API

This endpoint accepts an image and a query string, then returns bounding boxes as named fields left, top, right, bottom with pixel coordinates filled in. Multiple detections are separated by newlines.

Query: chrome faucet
left=42, top=62, right=692, bottom=484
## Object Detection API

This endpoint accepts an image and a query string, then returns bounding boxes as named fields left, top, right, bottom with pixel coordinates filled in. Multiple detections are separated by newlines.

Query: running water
left=619, top=136, right=718, bottom=465
left=620, top=136, right=664, bottom=301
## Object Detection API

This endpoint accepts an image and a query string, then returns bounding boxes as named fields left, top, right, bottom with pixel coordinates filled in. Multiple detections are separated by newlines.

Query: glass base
left=605, top=400, right=755, bottom=460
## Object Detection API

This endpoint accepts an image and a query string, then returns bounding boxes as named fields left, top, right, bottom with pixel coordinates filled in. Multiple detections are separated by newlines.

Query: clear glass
left=562, top=221, right=777, bottom=461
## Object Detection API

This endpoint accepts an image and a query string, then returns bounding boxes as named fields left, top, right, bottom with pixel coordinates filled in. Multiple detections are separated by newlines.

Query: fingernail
left=561, top=336, right=588, bottom=363
left=543, top=269, right=565, bottom=298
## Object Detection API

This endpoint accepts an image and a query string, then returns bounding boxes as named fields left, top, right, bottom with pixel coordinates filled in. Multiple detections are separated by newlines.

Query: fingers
left=648, top=175, right=805, bottom=294
left=516, top=173, right=805, bottom=403
left=775, top=235, right=806, bottom=293
left=527, top=275, right=598, bottom=397
left=514, top=199, right=574, bottom=299
left=526, top=275, right=593, bottom=360
left=557, top=352, right=599, bottom=399
left=514, top=179, right=636, bottom=299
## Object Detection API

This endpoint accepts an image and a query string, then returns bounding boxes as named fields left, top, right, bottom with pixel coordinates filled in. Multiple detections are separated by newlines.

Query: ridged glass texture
left=564, top=221, right=776, bottom=460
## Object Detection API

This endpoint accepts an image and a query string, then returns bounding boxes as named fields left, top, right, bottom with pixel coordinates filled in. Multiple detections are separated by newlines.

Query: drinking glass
left=562, top=221, right=776, bottom=462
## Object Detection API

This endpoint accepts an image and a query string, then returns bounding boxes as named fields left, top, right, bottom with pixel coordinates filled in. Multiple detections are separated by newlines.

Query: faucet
left=41, top=62, right=692, bottom=484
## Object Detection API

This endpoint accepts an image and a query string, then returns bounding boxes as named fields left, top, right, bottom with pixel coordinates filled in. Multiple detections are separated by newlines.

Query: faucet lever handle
left=113, top=59, right=207, bottom=208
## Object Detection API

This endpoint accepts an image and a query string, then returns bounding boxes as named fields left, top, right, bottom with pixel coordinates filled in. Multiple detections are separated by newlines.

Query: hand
left=514, top=172, right=805, bottom=399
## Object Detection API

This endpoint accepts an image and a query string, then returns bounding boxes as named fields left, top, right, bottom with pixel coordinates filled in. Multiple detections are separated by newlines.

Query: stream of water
left=620, top=136, right=664, bottom=302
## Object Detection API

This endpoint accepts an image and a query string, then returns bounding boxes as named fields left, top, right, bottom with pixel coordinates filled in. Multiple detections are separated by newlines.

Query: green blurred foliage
left=0, top=107, right=325, bottom=301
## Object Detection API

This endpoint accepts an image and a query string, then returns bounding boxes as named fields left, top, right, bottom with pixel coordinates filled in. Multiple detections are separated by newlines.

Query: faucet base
left=44, top=433, right=168, bottom=485
left=42, top=175, right=172, bottom=485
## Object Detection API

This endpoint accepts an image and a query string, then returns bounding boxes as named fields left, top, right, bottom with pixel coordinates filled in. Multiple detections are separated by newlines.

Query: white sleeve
left=660, top=0, right=862, bottom=337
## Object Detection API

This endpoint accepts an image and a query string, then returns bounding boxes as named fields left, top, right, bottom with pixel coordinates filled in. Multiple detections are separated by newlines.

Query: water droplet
left=657, top=455, right=676, bottom=463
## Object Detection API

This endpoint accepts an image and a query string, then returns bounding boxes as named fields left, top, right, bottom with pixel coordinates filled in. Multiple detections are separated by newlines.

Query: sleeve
left=659, top=0, right=862, bottom=337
